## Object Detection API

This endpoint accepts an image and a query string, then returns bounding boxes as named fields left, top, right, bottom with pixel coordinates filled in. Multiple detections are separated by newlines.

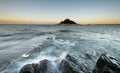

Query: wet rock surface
left=20, top=59, right=58, bottom=73
left=60, top=54, right=91, bottom=73
left=93, top=53, right=120, bottom=73
left=19, top=53, right=120, bottom=73
left=19, top=54, right=90, bottom=73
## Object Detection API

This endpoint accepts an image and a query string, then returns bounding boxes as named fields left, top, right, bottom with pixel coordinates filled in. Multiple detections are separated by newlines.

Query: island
left=58, top=18, right=78, bottom=25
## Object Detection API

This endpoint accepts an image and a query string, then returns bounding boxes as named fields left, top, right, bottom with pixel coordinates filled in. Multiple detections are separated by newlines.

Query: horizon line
left=0, top=23, right=120, bottom=25
left=0, top=18, right=120, bottom=24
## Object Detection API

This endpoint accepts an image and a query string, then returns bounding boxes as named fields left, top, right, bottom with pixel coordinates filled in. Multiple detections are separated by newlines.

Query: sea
left=0, top=24, right=120, bottom=73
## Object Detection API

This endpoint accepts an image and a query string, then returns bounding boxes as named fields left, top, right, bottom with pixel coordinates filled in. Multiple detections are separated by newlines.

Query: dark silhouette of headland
left=58, top=18, right=78, bottom=25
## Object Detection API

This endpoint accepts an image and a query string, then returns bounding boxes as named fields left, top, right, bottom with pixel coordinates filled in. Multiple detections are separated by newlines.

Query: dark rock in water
left=19, top=64, right=39, bottom=73
left=58, top=18, right=77, bottom=25
left=19, top=59, right=54, bottom=73
left=58, top=29, right=73, bottom=32
left=60, top=54, right=91, bottom=73
left=93, top=53, right=120, bottom=73
left=19, top=54, right=91, bottom=73
left=19, top=53, right=120, bottom=73
left=39, top=59, right=52, bottom=73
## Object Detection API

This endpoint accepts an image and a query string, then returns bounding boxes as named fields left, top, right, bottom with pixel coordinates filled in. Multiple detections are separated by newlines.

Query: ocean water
left=0, top=24, right=120, bottom=73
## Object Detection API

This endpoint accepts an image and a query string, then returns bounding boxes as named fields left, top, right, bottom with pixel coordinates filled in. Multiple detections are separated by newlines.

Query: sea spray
left=1, top=35, right=77, bottom=73
left=52, top=35, right=76, bottom=46
left=19, top=52, right=68, bottom=73
left=59, top=52, right=68, bottom=60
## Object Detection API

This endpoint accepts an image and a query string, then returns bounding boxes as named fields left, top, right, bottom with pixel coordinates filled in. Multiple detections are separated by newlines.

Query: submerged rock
left=93, top=53, right=120, bottom=73
left=58, top=29, right=73, bottom=32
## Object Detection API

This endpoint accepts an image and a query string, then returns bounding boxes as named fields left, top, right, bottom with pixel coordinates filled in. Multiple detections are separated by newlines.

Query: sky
left=0, top=0, right=120, bottom=24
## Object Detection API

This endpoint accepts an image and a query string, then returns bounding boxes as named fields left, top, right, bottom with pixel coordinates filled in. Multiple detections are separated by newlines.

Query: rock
left=19, top=64, right=39, bottom=73
left=58, top=29, right=73, bottom=32
left=20, top=53, right=120, bottom=73
left=20, top=54, right=96, bottom=73
left=19, top=59, right=53, bottom=73
left=39, top=59, right=53, bottom=73
left=60, top=54, right=91, bottom=73
left=58, top=18, right=77, bottom=25
left=39, top=59, right=49, bottom=73
left=93, top=53, right=120, bottom=73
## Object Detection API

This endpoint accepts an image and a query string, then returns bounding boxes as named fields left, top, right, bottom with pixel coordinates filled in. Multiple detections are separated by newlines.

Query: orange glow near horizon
left=0, top=18, right=57, bottom=24
left=0, top=0, right=120, bottom=25
left=0, top=18, right=120, bottom=24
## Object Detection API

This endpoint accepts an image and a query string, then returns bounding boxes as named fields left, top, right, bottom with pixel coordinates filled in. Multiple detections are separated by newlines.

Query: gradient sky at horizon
left=0, top=0, right=120, bottom=24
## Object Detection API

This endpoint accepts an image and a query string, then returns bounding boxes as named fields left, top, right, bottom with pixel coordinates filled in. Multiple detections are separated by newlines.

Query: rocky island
left=58, top=18, right=78, bottom=25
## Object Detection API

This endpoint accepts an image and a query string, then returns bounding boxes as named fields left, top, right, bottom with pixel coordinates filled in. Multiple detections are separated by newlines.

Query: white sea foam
left=52, top=35, right=76, bottom=46
left=21, top=54, right=29, bottom=57
left=59, top=52, right=68, bottom=60
left=0, top=25, right=120, bottom=73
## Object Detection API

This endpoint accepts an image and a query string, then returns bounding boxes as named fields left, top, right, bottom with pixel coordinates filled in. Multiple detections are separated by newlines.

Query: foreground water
left=0, top=24, right=120, bottom=73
